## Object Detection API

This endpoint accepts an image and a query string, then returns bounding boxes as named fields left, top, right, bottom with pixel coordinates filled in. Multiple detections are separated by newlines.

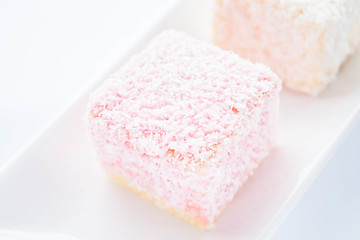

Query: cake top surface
left=234, top=0, right=359, bottom=22
left=251, top=0, right=350, bottom=5
left=87, top=30, right=280, bottom=166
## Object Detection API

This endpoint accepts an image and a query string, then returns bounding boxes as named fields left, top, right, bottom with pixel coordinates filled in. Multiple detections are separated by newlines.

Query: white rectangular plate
left=1, top=0, right=360, bottom=239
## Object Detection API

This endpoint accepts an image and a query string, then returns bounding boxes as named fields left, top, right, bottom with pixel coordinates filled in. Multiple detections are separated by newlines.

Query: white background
left=1, top=0, right=359, bottom=239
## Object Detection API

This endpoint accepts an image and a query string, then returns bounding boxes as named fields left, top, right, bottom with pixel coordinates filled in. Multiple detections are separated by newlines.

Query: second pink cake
left=86, top=30, right=281, bottom=228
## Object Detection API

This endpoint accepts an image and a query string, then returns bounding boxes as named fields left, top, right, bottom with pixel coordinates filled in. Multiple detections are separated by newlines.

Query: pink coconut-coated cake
left=86, top=30, right=281, bottom=228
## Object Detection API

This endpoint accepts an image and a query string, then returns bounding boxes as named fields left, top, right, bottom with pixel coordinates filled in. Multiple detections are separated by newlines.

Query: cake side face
left=86, top=30, right=281, bottom=228
left=214, top=0, right=360, bottom=95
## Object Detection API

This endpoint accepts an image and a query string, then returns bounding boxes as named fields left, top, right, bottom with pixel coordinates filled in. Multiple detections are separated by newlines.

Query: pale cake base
left=107, top=173, right=214, bottom=229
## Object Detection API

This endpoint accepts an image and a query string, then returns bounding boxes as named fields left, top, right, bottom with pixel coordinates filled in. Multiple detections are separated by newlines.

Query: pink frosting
left=86, top=30, right=281, bottom=227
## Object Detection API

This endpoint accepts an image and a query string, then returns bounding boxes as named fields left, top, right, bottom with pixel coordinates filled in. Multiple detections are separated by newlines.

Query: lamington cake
left=86, top=30, right=281, bottom=228
left=213, top=0, right=360, bottom=95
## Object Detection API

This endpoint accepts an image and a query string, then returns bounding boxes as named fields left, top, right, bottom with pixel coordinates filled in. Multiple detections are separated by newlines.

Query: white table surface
left=1, top=1, right=359, bottom=239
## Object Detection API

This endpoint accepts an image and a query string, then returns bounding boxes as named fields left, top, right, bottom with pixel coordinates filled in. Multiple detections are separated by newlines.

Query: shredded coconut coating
left=214, top=0, right=360, bottom=95
left=86, top=30, right=281, bottom=228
